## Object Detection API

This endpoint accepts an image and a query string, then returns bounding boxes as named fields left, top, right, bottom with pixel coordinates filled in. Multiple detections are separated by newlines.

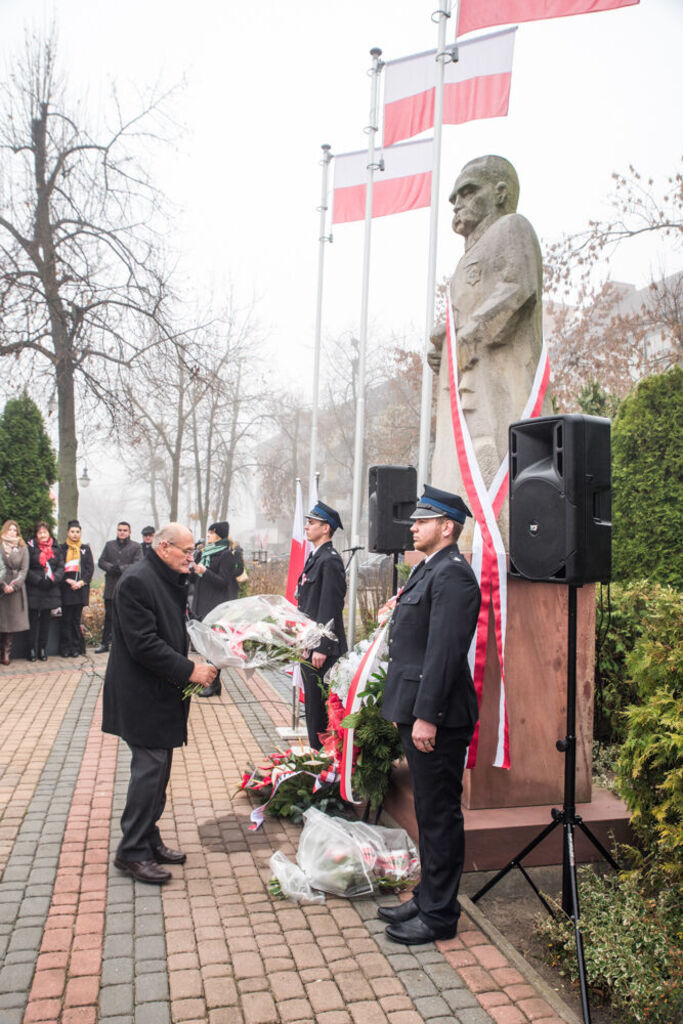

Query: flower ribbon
left=446, top=297, right=550, bottom=769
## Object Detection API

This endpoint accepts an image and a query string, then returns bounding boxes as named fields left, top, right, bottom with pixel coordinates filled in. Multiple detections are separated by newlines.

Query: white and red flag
left=285, top=479, right=306, bottom=605
left=383, top=28, right=516, bottom=146
left=457, top=0, right=638, bottom=36
left=332, top=138, right=433, bottom=225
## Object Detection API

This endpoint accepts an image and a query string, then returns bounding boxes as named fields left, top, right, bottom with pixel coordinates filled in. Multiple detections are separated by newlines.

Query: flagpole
left=417, top=0, right=454, bottom=489
left=347, top=46, right=383, bottom=648
left=309, top=144, right=333, bottom=504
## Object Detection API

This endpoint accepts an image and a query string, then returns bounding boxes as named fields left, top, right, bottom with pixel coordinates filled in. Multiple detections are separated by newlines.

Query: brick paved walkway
left=0, top=655, right=579, bottom=1024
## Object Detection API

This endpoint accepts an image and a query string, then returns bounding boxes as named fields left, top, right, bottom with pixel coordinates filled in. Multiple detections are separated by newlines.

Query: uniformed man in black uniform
left=379, top=485, right=481, bottom=945
left=295, top=500, right=347, bottom=749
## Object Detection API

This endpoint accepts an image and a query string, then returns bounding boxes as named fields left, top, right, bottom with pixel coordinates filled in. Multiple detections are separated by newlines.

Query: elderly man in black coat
left=102, top=523, right=217, bottom=884
left=296, top=500, right=347, bottom=749
left=96, top=521, right=143, bottom=653
left=379, top=485, right=481, bottom=946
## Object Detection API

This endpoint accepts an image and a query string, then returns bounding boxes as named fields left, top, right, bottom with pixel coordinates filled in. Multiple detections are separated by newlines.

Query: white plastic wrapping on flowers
left=296, top=807, right=420, bottom=898
left=325, top=626, right=389, bottom=704
left=186, top=593, right=335, bottom=670
left=268, top=851, right=326, bottom=905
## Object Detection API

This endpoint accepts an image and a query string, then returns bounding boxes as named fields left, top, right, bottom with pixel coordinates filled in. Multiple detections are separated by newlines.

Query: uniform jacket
left=0, top=544, right=29, bottom=632
left=296, top=541, right=348, bottom=659
left=26, top=539, right=65, bottom=611
left=59, top=543, right=94, bottom=607
left=101, top=550, right=195, bottom=749
left=381, top=543, right=480, bottom=734
left=98, top=537, right=143, bottom=599
left=191, top=542, right=244, bottom=620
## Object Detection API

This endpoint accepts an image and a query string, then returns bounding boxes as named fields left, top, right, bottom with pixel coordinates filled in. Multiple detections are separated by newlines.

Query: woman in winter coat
left=59, top=519, right=94, bottom=657
left=190, top=520, right=244, bottom=697
left=0, top=520, right=30, bottom=666
left=26, top=521, right=64, bottom=662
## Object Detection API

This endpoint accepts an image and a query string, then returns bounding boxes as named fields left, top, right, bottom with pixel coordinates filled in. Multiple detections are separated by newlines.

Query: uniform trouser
left=398, top=723, right=469, bottom=931
left=117, top=745, right=173, bottom=861
left=300, top=656, right=338, bottom=749
left=102, top=598, right=114, bottom=646
left=60, top=604, right=84, bottom=655
left=28, top=608, right=51, bottom=652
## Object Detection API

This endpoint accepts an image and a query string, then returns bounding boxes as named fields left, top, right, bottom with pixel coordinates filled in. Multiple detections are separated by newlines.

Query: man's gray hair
left=152, top=523, right=187, bottom=550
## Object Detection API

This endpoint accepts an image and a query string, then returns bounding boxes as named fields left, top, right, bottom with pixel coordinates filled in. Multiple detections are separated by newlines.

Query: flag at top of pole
left=457, top=0, right=639, bottom=36
left=332, top=138, right=433, bottom=224
left=383, top=27, right=516, bottom=146
left=285, top=479, right=306, bottom=605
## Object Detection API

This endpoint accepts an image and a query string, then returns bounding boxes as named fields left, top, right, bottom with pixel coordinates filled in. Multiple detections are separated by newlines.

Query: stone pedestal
left=463, top=574, right=595, bottom=810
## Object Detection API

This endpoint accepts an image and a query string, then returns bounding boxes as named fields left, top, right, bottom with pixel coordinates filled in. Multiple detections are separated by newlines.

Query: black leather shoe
left=377, top=898, right=420, bottom=924
left=28, top=649, right=37, bottom=662
left=95, top=644, right=109, bottom=654
left=38, top=648, right=47, bottom=662
left=386, top=916, right=458, bottom=946
left=195, top=677, right=222, bottom=698
left=114, top=857, right=171, bottom=884
left=153, top=844, right=186, bottom=865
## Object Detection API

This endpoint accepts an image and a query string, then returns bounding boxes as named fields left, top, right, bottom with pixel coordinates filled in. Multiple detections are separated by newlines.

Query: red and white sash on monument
left=445, top=298, right=550, bottom=769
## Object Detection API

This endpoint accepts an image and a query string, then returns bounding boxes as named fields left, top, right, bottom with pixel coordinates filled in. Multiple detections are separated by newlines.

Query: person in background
left=141, top=525, right=155, bottom=556
left=295, top=501, right=347, bottom=749
left=59, top=520, right=94, bottom=657
left=96, top=522, right=142, bottom=653
left=26, top=521, right=64, bottom=662
left=0, top=520, right=30, bottom=666
left=190, top=521, right=244, bottom=698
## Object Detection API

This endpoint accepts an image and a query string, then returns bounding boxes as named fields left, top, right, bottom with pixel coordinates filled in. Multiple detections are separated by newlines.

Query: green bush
left=0, top=393, right=58, bottom=537
left=615, top=584, right=683, bottom=888
left=595, top=581, right=671, bottom=743
left=537, top=867, right=683, bottom=1023
left=612, top=366, right=682, bottom=589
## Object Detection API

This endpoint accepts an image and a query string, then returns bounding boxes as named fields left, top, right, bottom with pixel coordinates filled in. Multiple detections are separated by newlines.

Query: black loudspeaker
left=368, top=465, right=416, bottom=554
left=509, top=414, right=611, bottom=585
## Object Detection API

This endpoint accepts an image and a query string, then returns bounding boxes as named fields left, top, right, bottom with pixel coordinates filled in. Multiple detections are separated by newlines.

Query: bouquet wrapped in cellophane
left=186, top=594, right=335, bottom=678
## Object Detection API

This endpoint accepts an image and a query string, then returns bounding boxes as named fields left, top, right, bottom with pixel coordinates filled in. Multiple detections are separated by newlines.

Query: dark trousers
left=301, top=656, right=338, bottom=749
left=118, top=745, right=173, bottom=861
left=28, top=608, right=51, bottom=653
left=398, top=723, right=469, bottom=930
left=60, top=605, right=84, bottom=655
left=102, top=598, right=114, bottom=647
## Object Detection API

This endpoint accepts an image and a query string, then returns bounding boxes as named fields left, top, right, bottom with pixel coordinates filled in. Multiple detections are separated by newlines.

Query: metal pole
left=347, top=46, right=383, bottom=648
left=309, top=144, right=333, bottom=503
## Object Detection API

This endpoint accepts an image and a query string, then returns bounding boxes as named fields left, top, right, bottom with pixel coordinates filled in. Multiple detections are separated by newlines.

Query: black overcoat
left=26, top=540, right=65, bottom=611
left=296, top=541, right=348, bottom=659
left=382, top=543, right=480, bottom=734
left=101, top=550, right=195, bottom=748
left=98, top=537, right=143, bottom=599
left=191, top=543, right=244, bottom=620
left=59, top=543, right=94, bottom=607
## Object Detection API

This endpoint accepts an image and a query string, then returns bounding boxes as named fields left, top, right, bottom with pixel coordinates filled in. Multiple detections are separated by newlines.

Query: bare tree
left=0, top=31, right=177, bottom=533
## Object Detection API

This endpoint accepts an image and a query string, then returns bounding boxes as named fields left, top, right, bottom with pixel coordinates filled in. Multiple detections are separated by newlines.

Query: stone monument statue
left=429, top=155, right=551, bottom=549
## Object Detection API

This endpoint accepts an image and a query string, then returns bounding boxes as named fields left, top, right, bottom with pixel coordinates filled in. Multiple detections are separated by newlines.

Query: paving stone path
left=0, top=655, right=577, bottom=1024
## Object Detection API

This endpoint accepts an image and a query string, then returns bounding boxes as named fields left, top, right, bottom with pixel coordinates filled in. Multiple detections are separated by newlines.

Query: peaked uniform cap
left=410, top=484, right=472, bottom=524
left=307, top=501, right=343, bottom=532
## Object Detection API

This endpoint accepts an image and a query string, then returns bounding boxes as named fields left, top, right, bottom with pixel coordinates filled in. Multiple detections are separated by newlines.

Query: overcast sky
left=1, top=0, right=681, bottom=534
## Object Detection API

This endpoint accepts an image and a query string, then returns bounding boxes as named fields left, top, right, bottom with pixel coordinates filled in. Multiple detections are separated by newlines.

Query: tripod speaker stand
left=474, top=415, right=616, bottom=1024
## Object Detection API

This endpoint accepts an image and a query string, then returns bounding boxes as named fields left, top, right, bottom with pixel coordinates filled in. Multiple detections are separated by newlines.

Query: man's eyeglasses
left=166, top=541, right=195, bottom=557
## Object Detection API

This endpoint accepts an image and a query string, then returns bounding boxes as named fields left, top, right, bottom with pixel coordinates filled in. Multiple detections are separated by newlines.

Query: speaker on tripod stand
left=473, top=414, right=617, bottom=1024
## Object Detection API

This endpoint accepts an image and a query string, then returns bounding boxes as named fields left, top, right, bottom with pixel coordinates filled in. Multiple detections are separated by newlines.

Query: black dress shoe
left=114, top=857, right=171, bottom=884
left=95, top=644, right=109, bottom=654
left=153, top=844, right=186, bottom=865
left=195, top=677, right=222, bottom=698
left=38, top=649, right=47, bottom=661
left=377, top=898, right=420, bottom=923
left=386, top=915, right=458, bottom=946
left=28, top=650, right=37, bottom=662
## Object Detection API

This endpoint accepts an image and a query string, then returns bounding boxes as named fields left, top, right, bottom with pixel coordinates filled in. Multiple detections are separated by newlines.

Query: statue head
left=449, top=155, right=519, bottom=244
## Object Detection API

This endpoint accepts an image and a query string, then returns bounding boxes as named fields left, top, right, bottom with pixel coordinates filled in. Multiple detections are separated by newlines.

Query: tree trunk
left=56, top=354, right=78, bottom=537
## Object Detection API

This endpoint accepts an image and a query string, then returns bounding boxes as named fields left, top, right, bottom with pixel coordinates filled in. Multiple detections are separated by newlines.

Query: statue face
left=450, top=168, right=503, bottom=238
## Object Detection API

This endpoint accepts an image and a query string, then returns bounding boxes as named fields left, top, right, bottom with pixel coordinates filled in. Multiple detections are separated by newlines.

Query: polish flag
left=285, top=479, right=306, bottom=604
left=332, top=138, right=432, bottom=225
left=383, top=28, right=516, bottom=146
left=458, top=0, right=638, bottom=36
